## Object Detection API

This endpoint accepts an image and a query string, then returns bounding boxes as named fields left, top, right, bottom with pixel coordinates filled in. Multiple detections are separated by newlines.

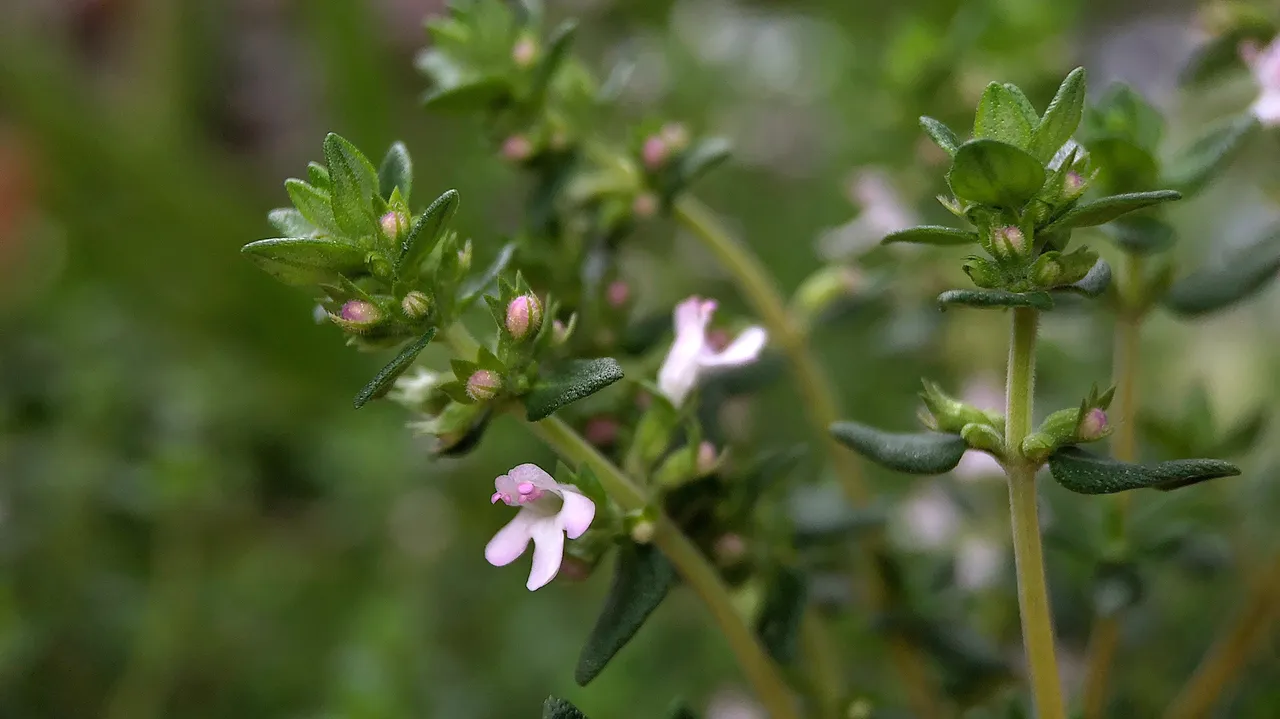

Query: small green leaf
left=948, top=140, right=1046, bottom=209
left=1002, top=84, right=1041, bottom=128
left=1165, top=115, right=1258, bottom=197
left=974, top=83, right=1034, bottom=148
left=755, top=566, right=807, bottom=665
left=937, top=289, right=1055, bottom=311
left=1030, top=67, right=1086, bottom=162
left=675, top=137, right=732, bottom=193
left=1163, top=230, right=1280, bottom=316
left=1087, top=137, right=1159, bottom=194
left=830, top=421, right=967, bottom=475
left=267, top=208, right=316, bottom=237
left=525, top=358, right=625, bottom=421
left=531, top=20, right=577, bottom=102
left=1104, top=216, right=1175, bottom=255
left=575, top=542, right=677, bottom=686
left=285, top=179, right=337, bottom=233
left=323, top=133, right=380, bottom=237
left=397, top=189, right=460, bottom=273
left=306, top=162, right=330, bottom=190
left=241, top=237, right=368, bottom=286
left=353, top=328, right=438, bottom=409
left=422, top=75, right=511, bottom=111
left=1043, top=190, right=1181, bottom=232
left=1052, top=258, right=1111, bottom=298
left=920, top=116, right=960, bottom=155
left=543, top=697, right=589, bottom=719
left=882, top=225, right=979, bottom=246
left=378, top=141, right=413, bottom=202
left=457, top=242, right=517, bottom=307
left=1047, top=446, right=1240, bottom=494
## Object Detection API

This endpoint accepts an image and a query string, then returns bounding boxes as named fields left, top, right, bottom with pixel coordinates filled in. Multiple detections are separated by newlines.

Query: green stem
left=527, top=416, right=799, bottom=719
left=444, top=324, right=798, bottom=719
left=1004, top=307, right=1065, bottom=719
left=1081, top=254, right=1145, bottom=719
left=673, top=197, right=942, bottom=717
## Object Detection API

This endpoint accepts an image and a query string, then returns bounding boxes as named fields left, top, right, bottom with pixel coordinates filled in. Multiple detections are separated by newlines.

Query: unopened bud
left=401, top=291, right=431, bottom=319
left=333, top=300, right=383, bottom=333
left=993, top=225, right=1027, bottom=259
left=380, top=210, right=408, bottom=240
left=641, top=135, right=669, bottom=170
left=1078, top=408, right=1109, bottom=441
left=1063, top=171, right=1086, bottom=199
left=696, top=441, right=720, bottom=476
left=659, top=123, right=689, bottom=152
left=963, top=257, right=1001, bottom=289
left=505, top=294, right=544, bottom=340
left=632, top=192, right=659, bottom=219
left=501, top=135, right=534, bottom=163
left=584, top=416, right=620, bottom=447
left=552, top=318, right=572, bottom=346
left=714, top=533, right=748, bottom=567
left=511, top=35, right=538, bottom=68
left=606, top=280, right=631, bottom=308
left=1031, top=253, right=1065, bottom=287
left=630, top=519, right=655, bottom=544
left=456, top=240, right=472, bottom=274
left=465, top=369, right=503, bottom=402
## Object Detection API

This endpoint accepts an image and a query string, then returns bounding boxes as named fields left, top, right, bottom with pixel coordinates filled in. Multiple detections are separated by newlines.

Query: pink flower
left=1241, top=38, right=1280, bottom=126
left=485, top=464, right=596, bottom=591
left=657, top=297, right=767, bottom=406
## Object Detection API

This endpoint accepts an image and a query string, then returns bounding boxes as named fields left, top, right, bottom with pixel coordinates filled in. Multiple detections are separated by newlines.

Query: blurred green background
left=4, top=0, right=1280, bottom=717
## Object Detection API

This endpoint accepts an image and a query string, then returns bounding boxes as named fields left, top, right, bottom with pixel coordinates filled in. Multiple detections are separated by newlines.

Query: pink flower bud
left=606, top=280, right=631, bottom=308
left=1064, top=171, right=1086, bottom=198
left=511, top=36, right=538, bottom=68
left=714, top=533, right=747, bottom=566
left=696, top=441, right=719, bottom=476
left=630, top=519, right=655, bottom=544
left=465, top=369, right=503, bottom=402
left=994, top=225, right=1027, bottom=259
left=641, top=135, right=669, bottom=170
left=501, top=135, right=534, bottom=163
left=551, top=318, right=571, bottom=346
left=632, top=192, right=659, bottom=219
left=660, top=123, right=690, bottom=152
left=380, top=211, right=408, bottom=239
left=584, top=416, right=620, bottom=447
left=1078, top=408, right=1109, bottom=441
left=401, top=290, right=431, bottom=319
left=339, top=300, right=381, bottom=325
left=505, top=294, right=543, bottom=340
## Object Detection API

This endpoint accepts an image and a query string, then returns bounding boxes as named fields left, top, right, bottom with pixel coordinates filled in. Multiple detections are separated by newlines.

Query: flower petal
left=700, top=326, right=767, bottom=368
left=526, top=519, right=567, bottom=591
left=507, top=463, right=557, bottom=491
left=558, top=489, right=596, bottom=540
left=1253, top=92, right=1280, bottom=127
left=485, top=509, right=538, bottom=567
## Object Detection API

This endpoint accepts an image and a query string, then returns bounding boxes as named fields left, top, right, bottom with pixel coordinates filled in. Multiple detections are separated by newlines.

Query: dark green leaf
left=974, top=83, right=1034, bottom=148
left=938, top=289, right=1054, bottom=311
left=1166, top=115, right=1258, bottom=196
left=525, top=358, right=624, bottom=421
left=920, top=116, right=960, bottom=155
left=1052, top=258, right=1111, bottom=298
left=1163, top=230, right=1280, bottom=316
left=1047, top=446, right=1240, bottom=494
left=397, top=189, right=460, bottom=273
left=1030, top=68, right=1086, bottom=162
left=1104, top=216, right=1176, bottom=255
left=793, top=506, right=886, bottom=545
left=241, top=237, right=368, bottom=286
left=285, top=179, right=338, bottom=233
left=948, top=139, right=1046, bottom=209
left=755, top=566, right=808, bottom=665
left=378, top=141, right=413, bottom=202
left=1043, top=190, right=1181, bottom=232
left=676, top=137, right=732, bottom=193
left=457, top=242, right=517, bottom=306
left=353, top=328, right=438, bottom=409
left=829, top=421, right=967, bottom=475
left=575, top=542, right=677, bottom=686
left=323, top=133, right=380, bottom=237
left=882, top=225, right=979, bottom=246
left=543, top=697, right=589, bottom=719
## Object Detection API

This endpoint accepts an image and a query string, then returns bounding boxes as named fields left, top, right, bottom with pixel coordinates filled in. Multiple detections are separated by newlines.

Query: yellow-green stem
left=1165, top=557, right=1280, bottom=719
left=1005, top=308, right=1065, bottom=719
left=673, top=197, right=943, bottom=718
left=444, top=324, right=799, bottom=719
left=527, top=416, right=800, bottom=719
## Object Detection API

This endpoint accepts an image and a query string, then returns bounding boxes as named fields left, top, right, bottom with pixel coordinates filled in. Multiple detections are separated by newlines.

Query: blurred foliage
left=4, top=0, right=1280, bottom=717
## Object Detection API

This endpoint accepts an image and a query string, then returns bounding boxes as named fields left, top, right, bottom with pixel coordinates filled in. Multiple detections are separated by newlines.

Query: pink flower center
left=516, top=481, right=544, bottom=503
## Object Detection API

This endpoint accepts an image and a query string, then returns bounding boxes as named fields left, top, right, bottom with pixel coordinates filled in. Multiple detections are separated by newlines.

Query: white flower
left=485, top=464, right=596, bottom=591
left=657, top=296, right=767, bottom=406
left=1242, top=38, right=1280, bottom=126
left=816, top=169, right=918, bottom=261
left=387, top=368, right=442, bottom=409
left=896, top=484, right=960, bottom=550
left=956, top=536, right=1005, bottom=591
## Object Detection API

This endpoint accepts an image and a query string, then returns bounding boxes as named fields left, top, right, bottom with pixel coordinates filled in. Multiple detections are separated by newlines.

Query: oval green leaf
left=755, top=566, right=807, bottom=665
left=937, top=289, right=1055, bottom=311
left=397, top=189, right=460, bottom=274
left=241, top=237, right=368, bottom=286
left=323, top=133, right=380, bottom=238
left=1165, top=115, right=1258, bottom=197
left=920, top=116, right=960, bottom=155
left=1043, top=190, right=1181, bottom=232
left=525, top=358, right=625, bottom=421
left=1052, top=258, right=1111, bottom=298
left=948, top=139, right=1046, bottom=209
left=543, top=697, right=590, bottom=719
left=575, top=542, right=677, bottom=686
left=1163, top=230, right=1280, bottom=317
left=377, top=141, right=413, bottom=202
left=974, top=83, right=1034, bottom=149
left=1104, top=216, right=1176, bottom=255
left=1030, top=68, right=1086, bottom=162
left=1047, top=446, right=1240, bottom=495
left=829, top=421, right=967, bottom=475
left=353, top=328, right=438, bottom=409
left=882, top=225, right=979, bottom=247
